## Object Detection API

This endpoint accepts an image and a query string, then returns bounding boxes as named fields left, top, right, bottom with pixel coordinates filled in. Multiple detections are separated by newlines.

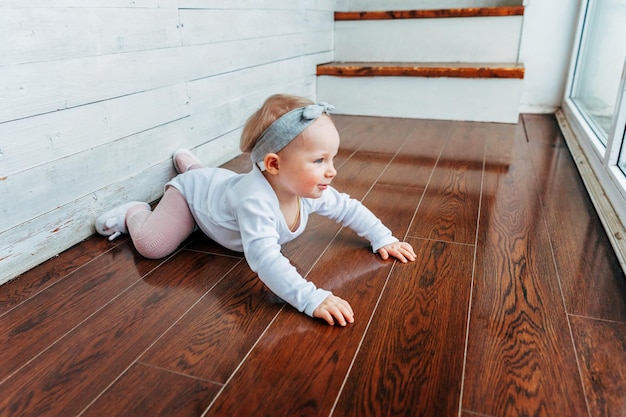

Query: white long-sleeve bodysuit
left=166, top=165, right=398, bottom=317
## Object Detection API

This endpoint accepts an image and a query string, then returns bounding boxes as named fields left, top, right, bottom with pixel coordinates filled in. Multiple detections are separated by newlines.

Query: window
left=561, top=0, right=626, bottom=270
left=569, top=0, right=626, bottom=147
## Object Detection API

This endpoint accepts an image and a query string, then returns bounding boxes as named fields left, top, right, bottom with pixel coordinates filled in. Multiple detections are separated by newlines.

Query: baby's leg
left=127, top=187, right=195, bottom=259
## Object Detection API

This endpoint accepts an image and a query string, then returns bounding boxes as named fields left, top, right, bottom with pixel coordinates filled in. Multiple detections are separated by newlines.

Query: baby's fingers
left=317, top=310, right=336, bottom=326
left=329, top=303, right=354, bottom=326
left=390, top=249, right=408, bottom=262
left=399, top=244, right=416, bottom=262
left=390, top=247, right=411, bottom=263
left=313, top=296, right=355, bottom=326
left=383, top=243, right=416, bottom=263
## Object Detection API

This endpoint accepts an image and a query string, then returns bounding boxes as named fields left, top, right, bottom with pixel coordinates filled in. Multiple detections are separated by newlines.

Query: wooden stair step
left=317, top=62, right=525, bottom=79
left=335, top=6, right=524, bottom=21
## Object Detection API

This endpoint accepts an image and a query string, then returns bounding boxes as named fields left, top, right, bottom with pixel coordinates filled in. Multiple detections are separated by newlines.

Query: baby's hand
left=378, top=241, right=416, bottom=263
left=313, top=295, right=354, bottom=326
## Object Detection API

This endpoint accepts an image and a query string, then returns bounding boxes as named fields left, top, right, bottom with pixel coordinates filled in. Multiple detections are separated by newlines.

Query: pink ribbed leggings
left=126, top=187, right=195, bottom=259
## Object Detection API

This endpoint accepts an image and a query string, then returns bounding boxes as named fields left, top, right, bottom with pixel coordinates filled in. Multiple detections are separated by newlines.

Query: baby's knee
left=135, top=246, right=171, bottom=260
left=131, top=233, right=178, bottom=260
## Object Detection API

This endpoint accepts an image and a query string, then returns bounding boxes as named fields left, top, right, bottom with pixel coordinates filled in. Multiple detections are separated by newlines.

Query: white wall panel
left=0, top=85, right=190, bottom=176
left=179, top=9, right=331, bottom=45
left=0, top=1, right=176, bottom=7
left=0, top=31, right=332, bottom=124
left=178, top=0, right=334, bottom=11
left=2, top=116, right=191, bottom=230
left=0, top=7, right=182, bottom=66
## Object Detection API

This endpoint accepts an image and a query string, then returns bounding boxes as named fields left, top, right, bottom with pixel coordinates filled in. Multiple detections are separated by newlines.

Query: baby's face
left=278, top=116, right=340, bottom=198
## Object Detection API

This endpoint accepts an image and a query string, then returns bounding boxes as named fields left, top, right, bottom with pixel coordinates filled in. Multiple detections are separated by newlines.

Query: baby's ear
left=263, top=153, right=280, bottom=174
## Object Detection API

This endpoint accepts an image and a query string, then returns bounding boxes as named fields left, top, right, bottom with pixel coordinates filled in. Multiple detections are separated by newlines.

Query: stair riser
left=334, top=16, right=522, bottom=63
left=340, top=0, right=523, bottom=11
left=317, top=76, right=523, bottom=123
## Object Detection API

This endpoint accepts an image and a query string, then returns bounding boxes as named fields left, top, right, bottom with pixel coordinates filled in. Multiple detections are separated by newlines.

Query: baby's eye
left=314, top=158, right=324, bottom=164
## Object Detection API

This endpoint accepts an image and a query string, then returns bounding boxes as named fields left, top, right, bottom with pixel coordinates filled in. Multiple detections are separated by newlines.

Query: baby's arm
left=238, top=197, right=332, bottom=318
left=312, top=187, right=414, bottom=260
left=378, top=241, right=416, bottom=263
left=313, top=294, right=354, bottom=326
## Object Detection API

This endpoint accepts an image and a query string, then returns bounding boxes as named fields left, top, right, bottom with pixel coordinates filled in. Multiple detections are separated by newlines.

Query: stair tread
left=317, top=62, right=525, bottom=79
left=335, top=6, right=524, bottom=20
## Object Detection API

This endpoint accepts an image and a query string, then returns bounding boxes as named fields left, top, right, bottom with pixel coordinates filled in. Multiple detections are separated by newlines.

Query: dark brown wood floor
left=1, top=114, right=625, bottom=417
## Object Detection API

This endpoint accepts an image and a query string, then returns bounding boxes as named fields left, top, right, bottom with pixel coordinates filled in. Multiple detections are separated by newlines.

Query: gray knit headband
left=250, top=102, right=335, bottom=168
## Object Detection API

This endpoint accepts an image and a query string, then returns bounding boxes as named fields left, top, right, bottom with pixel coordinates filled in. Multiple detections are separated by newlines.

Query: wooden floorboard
left=377, top=119, right=450, bottom=189
left=0, top=236, right=128, bottom=315
left=332, top=237, right=474, bottom=417
left=570, top=316, right=626, bottom=417
left=81, top=363, right=220, bottom=417
left=0, top=241, right=159, bottom=382
left=408, top=122, right=487, bottom=244
left=462, top=120, right=589, bottom=416
left=331, top=151, right=395, bottom=200
left=138, top=260, right=279, bottom=384
left=0, top=250, right=239, bottom=416
left=362, top=183, right=424, bottom=239
left=523, top=114, right=626, bottom=322
left=1, top=114, right=625, bottom=417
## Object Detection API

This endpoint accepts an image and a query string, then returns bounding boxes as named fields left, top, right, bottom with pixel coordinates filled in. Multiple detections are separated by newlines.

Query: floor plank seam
left=124, top=256, right=245, bottom=370
left=402, top=126, right=451, bottom=241
left=76, top=359, right=139, bottom=417
left=541, top=202, right=594, bottom=417
left=77, top=254, right=244, bottom=416
left=182, top=248, right=244, bottom=259
left=355, top=140, right=409, bottom=206
left=460, top=409, right=497, bottom=417
left=200, top=306, right=285, bottom=417
left=0, top=260, right=159, bottom=387
left=136, top=361, right=225, bottom=386
left=0, top=242, right=125, bottom=319
left=328, top=263, right=398, bottom=416
left=458, top=136, right=487, bottom=417
left=404, top=235, right=477, bottom=247
left=524, top=114, right=594, bottom=417
left=1, top=245, right=183, bottom=396
left=567, top=313, right=626, bottom=325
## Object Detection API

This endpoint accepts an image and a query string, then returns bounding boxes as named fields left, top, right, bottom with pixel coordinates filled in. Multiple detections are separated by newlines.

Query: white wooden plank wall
left=0, top=0, right=335, bottom=284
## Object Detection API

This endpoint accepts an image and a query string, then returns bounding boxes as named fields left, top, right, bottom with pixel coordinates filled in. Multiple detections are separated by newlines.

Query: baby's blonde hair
left=240, top=94, right=315, bottom=153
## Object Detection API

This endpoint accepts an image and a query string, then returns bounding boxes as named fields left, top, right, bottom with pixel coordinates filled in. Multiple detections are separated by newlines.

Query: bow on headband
left=250, top=102, right=335, bottom=167
left=302, top=102, right=335, bottom=119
